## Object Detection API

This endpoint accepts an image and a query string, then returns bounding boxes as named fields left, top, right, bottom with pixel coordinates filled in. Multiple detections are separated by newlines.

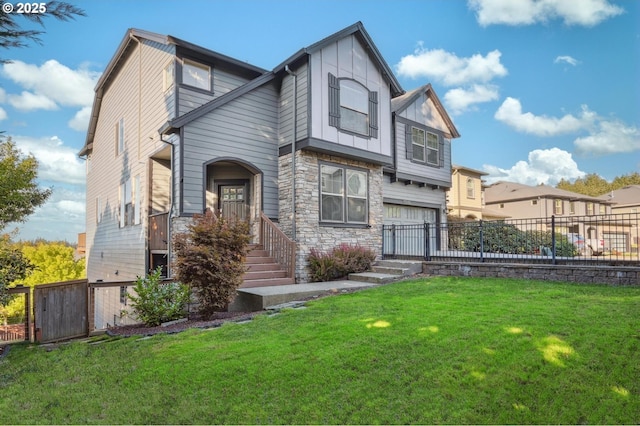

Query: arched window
left=328, top=73, right=378, bottom=138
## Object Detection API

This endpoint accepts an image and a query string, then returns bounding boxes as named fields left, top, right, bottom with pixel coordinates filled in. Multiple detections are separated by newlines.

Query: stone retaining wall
left=423, top=261, right=639, bottom=286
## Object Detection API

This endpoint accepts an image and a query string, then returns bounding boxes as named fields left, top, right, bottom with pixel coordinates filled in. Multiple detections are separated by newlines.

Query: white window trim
left=320, top=163, right=369, bottom=225
left=182, top=59, right=211, bottom=91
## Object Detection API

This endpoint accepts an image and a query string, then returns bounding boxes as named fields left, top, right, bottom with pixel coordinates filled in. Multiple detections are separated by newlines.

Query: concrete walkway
left=231, top=280, right=378, bottom=312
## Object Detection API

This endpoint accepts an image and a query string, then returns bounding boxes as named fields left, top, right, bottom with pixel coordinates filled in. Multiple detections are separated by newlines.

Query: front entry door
left=219, top=184, right=248, bottom=220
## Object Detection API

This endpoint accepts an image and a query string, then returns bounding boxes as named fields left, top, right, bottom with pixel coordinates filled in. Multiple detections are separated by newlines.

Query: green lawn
left=1, top=277, right=638, bottom=424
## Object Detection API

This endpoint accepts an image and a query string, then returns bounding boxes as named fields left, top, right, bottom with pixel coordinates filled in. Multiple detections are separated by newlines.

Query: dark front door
left=219, top=184, right=248, bottom=220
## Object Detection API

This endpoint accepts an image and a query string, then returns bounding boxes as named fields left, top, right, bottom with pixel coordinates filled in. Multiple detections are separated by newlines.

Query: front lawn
left=0, top=277, right=638, bottom=424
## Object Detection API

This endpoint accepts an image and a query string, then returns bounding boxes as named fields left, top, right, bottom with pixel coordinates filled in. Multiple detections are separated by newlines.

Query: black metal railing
left=383, top=212, right=640, bottom=266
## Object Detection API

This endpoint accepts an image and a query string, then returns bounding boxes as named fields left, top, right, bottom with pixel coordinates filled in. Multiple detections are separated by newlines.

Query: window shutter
left=328, top=73, right=340, bottom=128
left=369, top=91, right=378, bottom=138
left=439, top=137, right=446, bottom=168
left=405, top=124, right=413, bottom=160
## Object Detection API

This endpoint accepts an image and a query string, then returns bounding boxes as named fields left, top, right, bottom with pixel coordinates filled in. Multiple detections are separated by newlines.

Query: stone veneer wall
left=423, top=261, right=639, bottom=286
left=279, top=151, right=384, bottom=282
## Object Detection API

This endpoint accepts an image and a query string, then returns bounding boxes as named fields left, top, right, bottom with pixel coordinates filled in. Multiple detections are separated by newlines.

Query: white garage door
left=383, top=204, right=438, bottom=257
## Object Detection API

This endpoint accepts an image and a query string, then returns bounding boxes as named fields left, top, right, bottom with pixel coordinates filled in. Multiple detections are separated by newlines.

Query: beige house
left=606, top=185, right=640, bottom=254
left=446, top=165, right=508, bottom=220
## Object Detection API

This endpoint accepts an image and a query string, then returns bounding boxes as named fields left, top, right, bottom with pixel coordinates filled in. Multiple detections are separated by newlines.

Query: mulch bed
left=105, top=311, right=260, bottom=338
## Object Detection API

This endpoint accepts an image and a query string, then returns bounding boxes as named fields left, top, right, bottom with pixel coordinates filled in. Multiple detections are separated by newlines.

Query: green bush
left=172, top=210, right=250, bottom=317
left=126, top=267, right=190, bottom=327
left=307, top=244, right=376, bottom=282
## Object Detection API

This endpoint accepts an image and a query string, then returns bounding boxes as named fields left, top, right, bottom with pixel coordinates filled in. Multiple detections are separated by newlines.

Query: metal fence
left=383, top=212, right=640, bottom=265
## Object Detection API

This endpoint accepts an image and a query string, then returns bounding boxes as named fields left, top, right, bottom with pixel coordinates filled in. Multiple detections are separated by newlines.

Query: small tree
left=0, top=235, right=33, bottom=307
left=172, top=210, right=250, bottom=317
left=126, top=267, right=190, bottom=327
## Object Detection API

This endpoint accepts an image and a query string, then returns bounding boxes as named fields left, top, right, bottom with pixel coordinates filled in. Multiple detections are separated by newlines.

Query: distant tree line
left=556, top=172, right=640, bottom=197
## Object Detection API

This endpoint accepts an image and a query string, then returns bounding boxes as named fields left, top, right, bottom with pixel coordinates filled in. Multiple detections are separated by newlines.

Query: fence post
left=391, top=224, right=396, bottom=257
left=551, top=215, right=557, bottom=265
left=424, top=223, right=430, bottom=261
left=479, top=219, right=484, bottom=262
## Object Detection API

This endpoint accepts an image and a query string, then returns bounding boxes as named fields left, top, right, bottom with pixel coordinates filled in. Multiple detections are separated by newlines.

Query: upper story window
left=405, top=122, right=442, bottom=167
left=163, top=61, right=174, bottom=91
left=569, top=201, right=576, bottom=214
left=599, top=204, right=606, bottom=214
left=328, top=73, right=378, bottom=138
left=554, top=199, right=563, bottom=215
left=182, top=59, right=211, bottom=91
left=116, top=118, right=124, bottom=155
left=320, top=163, right=368, bottom=225
left=466, top=178, right=475, bottom=199
left=586, top=202, right=594, bottom=215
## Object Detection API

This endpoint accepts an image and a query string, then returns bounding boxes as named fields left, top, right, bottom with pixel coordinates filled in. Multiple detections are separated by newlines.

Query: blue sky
left=1, top=0, right=638, bottom=242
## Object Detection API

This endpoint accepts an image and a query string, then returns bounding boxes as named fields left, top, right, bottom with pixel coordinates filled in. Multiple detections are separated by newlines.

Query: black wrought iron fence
left=383, top=213, right=640, bottom=265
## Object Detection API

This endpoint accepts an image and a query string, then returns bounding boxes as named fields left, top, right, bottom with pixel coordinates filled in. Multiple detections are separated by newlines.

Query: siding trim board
left=279, top=137, right=393, bottom=166
left=393, top=171, right=451, bottom=189
left=384, top=197, right=442, bottom=210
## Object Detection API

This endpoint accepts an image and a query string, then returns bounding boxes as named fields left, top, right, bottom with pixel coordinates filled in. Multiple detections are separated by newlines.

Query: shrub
left=307, top=244, right=376, bottom=282
left=126, top=267, right=190, bottom=327
left=172, top=210, right=250, bottom=317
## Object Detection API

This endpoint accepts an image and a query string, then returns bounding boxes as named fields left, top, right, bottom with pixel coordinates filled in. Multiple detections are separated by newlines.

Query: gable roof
left=273, top=21, right=404, bottom=98
left=608, top=185, right=640, bottom=207
left=162, top=21, right=406, bottom=134
left=391, top=84, right=460, bottom=139
left=79, top=28, right=267, bottom=156
left=485, top=181, right=611, bottom=204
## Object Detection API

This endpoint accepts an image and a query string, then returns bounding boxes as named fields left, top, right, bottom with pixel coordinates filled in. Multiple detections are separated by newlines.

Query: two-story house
left=484, top=181, right=618, bottom=252
left=79, top=22, right=459, bottom=286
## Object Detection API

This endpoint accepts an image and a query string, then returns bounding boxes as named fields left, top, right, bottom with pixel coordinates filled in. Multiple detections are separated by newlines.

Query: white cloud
left=8, top=91, right=59, bottom=111
left=0, top=107, right=7, bottom=121
left=2, top=59, right=99, bottom=111
left=68, top=106, right=92, bottom=132
left=468, top=0, right=624, bottom=27
left=13, top=135, right=86, bottom=186
left=396, top=46, right=507, bottom=86
left=14, top=187, right=86, bottom=242
left=574, top=120, right=640, bottom=155
left=444, top=84, right=500, bottom=115
left=483, top=148, right=586, bottom=185
left=554, top=55, right=579, bottom=66
left=494, top=97, right=594, bottom=136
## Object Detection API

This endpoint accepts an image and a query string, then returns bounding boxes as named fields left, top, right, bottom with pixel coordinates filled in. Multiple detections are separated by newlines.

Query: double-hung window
left=408, top=125, right=440, bottom=166
left=328, top=73, right=378, bottom=138
left=119, top=175, right=141, bottom=228
left=320, top=163, right=368, bottom=225
left=466, top=178, right=475, bottom=199
left=554, top=199, right=564, bottom=215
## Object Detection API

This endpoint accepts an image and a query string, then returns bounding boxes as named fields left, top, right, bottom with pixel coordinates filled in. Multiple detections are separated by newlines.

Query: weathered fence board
left=34, top=279, right=88, bottom=343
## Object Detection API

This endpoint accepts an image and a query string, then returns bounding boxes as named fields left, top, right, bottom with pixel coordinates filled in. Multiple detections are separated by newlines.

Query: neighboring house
left=447, top=165, right=486, bottom=220
left=484, top=181, right=622, bottom=252
left=606, top=185, right=640, bottom=254
left=79, top=22, right=459, bottom=286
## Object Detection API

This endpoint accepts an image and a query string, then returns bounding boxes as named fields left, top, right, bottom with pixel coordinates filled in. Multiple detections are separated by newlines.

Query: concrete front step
left=348, top=272, right=402, bottom=284
left=230, top=281, right=376, bottom=312
left=375, top=260, right=423, bottom=275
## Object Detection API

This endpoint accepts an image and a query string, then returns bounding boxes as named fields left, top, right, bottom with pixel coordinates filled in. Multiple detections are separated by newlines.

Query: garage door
left=383, top=204, right=438, bottom=257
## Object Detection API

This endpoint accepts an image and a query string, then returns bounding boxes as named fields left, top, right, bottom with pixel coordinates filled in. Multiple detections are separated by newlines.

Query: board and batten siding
left=395, top=93, right=453, bottom=184
left=86, top=39, right=176, bottom=282
left=278, top=62, right=308, bottom=147
left=309, top=34, right=391, bottom=157
left=180, top=82, right=280, bottom=217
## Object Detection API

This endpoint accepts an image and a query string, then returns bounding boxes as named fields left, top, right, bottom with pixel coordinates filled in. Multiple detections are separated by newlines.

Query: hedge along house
left=79, top=22, right=459, bottom=286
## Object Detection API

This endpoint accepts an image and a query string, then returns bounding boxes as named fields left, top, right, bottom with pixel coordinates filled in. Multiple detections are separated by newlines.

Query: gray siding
left=395, top=121, right=452, bottom=186
left=382, top=174, right=446, bottom=210
left=86, top=39, right=175, bottom=282
left=279, top=62, right=308, bottom=147
left=180, top=82, right=280, bottom=218
left=178, top=67, right=251, bottom=116
left=308, top=34, right=392, bottom=157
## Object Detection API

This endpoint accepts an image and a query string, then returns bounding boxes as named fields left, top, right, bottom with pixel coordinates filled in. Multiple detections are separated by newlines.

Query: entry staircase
left=241, top=244, right=296, bottom=288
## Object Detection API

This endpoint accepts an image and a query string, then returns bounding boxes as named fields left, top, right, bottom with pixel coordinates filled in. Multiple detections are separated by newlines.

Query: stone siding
left=424, top=261, right=640, bottom=286
left=279, top=151, right=383, bottom=282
